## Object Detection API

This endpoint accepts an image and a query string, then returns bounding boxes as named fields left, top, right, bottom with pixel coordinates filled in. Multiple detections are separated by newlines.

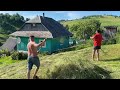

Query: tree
left=69, top=24, right=79, bottom=38
left=26, top=18, right=30, bottom=21
left=69, top=19, right=101, bottom=39
left=0, top=13, right=25, bottom=34
left=65, top=25, right=69, bottom=30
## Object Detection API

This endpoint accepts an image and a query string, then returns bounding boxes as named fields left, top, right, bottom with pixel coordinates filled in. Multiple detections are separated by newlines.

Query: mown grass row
left=1, top=44, right=120, bottom=79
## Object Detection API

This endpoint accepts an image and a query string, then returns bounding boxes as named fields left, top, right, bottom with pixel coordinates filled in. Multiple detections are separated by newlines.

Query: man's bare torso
left=27, top=41, right=38, bottom=57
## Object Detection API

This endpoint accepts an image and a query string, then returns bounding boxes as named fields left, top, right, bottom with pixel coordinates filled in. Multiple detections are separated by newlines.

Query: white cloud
left=67, top=12, right=81, bottom=20
left=23, top=15, right=35, bottom=19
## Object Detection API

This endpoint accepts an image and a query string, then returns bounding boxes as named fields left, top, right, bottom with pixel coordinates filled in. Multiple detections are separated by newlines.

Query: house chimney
left=43, top=13, right=45, bottom=18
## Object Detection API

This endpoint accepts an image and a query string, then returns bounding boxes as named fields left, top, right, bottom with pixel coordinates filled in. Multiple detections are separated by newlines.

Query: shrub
left=102, top=38, right=116, bottom=45
left=86, top=39, right=93, bottom=46
left=0, top=49, right=11, bottom=56
left=11, top=51, right=28, bottom=60
left=11, top=51, right=19, bottom=60
left=75, top=39, right=93, bottom=50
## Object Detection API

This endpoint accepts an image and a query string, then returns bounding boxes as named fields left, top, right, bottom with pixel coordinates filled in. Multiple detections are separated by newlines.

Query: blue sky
left=1, top=11, right=120, bottom=21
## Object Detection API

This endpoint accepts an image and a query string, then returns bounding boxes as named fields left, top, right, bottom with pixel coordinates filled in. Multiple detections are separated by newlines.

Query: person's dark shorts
left=27, top=56, right=40, bottom=70
left=94, top=46, right=101, bottom=50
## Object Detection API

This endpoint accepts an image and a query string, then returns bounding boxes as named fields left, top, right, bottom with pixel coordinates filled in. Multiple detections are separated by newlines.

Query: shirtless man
left=27, top=35, right=46, bottom=79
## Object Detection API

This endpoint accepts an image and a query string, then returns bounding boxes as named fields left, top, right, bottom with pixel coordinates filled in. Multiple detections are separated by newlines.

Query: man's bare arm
left=102, top=36, right=105, bottom=41
left=35, top=38, right=47, bottom=48
left=90, top=36, right=94, bottom=39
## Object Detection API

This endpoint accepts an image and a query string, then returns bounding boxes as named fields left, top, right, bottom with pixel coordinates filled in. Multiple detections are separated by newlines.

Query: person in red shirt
left=90, top=30, right=103, bottom=61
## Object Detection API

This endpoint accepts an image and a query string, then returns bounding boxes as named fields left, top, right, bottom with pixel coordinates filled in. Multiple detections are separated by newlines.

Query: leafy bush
left=11, top=51, right=28, bottom=60
left=11, top=52, right=19, bottom=60
left=86, top=39, right=93, bottom=46
left=102, top=38, right=116, bottom=45
left=69, top=19, right=101, bottom=39
left=75, top=39, right=93, bottom=50
left=0, top=49, right=11, bottom=56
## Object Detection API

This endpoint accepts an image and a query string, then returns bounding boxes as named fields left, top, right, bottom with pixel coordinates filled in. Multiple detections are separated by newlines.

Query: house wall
left=16, top=36, right=70, bottom=53
left=17, top=37, right=28, bottom=51
left=16, top=36, right=52, bottom=53
left=51, top=36, right=69, bottom=52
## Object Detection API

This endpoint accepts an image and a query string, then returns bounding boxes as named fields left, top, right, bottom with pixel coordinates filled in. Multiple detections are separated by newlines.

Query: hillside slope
left=0, top=44, right=120, bottom=79
left=61, top=15, right=120, bottom=30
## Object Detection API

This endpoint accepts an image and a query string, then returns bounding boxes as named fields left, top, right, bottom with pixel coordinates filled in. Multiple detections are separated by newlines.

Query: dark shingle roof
left=104, top=26, right=118, bottom=29
left=10, top=16, right=73, bottom=38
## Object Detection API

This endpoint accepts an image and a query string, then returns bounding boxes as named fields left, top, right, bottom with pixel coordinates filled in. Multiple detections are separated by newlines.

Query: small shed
left=10, top=14, right=73, bottom=53
left=0, top=37, right=17, bottom=51
left=104, top=26, right=118, bottom=38
left=104, top=26, right=118, bottom=33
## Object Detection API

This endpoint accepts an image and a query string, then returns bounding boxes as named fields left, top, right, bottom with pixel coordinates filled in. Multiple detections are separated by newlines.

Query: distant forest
left=0, top=13, right=30, bottom=34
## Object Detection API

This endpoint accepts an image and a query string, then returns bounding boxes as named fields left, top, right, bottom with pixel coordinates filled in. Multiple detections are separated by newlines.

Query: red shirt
left=93, top=33, right=103, bottom=46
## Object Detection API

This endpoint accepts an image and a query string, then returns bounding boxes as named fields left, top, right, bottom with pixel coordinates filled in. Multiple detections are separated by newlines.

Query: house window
left=60, top=37, right=64, bottom=44
left=39, top=40, right=46, bottom=48
left=31, top=23, right=36, bottom=28
left=33, top=24, right=36, bottom=27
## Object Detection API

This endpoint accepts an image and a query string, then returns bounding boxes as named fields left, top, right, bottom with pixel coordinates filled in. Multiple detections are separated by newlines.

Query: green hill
left=61, top=15, right=120, bottom=30
left=0, top=44, right=120, bottom=79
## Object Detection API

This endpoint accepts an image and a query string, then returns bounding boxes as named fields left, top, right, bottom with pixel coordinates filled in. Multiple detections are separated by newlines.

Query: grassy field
left=0, top=44, right=120, bottom=79
left=61, top=16, right=120, bottom=30
left=1, top=15, right=120, bottom=79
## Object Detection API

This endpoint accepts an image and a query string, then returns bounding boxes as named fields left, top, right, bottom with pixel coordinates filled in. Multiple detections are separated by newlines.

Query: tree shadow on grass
left=101, top=58, right=120, bottom=62
left=47, top=63, right=111, bottom=79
